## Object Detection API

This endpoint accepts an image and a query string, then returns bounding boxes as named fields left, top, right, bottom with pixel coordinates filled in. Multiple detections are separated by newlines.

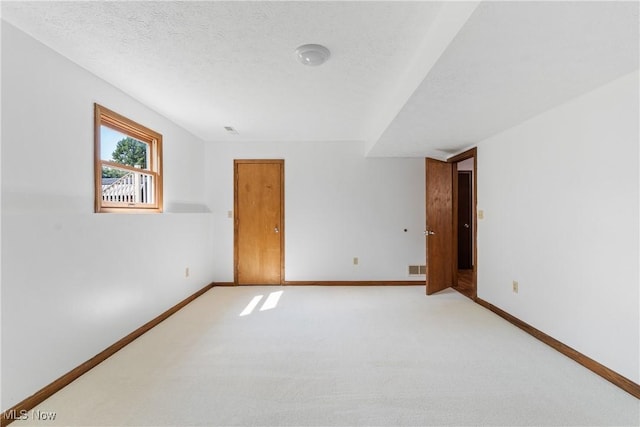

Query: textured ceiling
left=370, top=1, right=640, bottom=157
left=1, top=1, right=443, bottom=143
left=2, top=1, right=638, bottom=157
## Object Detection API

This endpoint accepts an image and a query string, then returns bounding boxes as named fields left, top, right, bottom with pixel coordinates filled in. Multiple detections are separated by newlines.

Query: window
left=94, top=104, right=163, bottom=213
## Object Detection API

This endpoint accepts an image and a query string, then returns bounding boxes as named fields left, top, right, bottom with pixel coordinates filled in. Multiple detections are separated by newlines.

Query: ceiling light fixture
left=294, top=44, right=330, bottom=66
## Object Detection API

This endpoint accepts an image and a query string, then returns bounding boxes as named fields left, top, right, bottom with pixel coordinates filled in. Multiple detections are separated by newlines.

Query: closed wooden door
left=234, top=160, right=284, bottom=285
left=457, top=171, right=473, bottom=269
left=425, top=158, right=454, bottom=295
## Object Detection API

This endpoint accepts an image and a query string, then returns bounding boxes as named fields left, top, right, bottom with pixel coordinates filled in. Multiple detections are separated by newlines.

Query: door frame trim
left=447, top=147, right=477, bottom=299
left=234, top=159, right=285, bottom=285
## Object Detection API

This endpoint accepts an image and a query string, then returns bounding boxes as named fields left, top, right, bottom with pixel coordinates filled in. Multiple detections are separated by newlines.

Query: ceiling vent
left=224, top=126, right=239, bottom=135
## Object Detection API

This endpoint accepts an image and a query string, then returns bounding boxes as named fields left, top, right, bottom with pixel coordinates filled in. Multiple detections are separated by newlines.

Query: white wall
left=1, top=23, right=215, bottom=409
left=477, top=70, right=639, bottom=383
left=205, top=142, right=425, bottom=282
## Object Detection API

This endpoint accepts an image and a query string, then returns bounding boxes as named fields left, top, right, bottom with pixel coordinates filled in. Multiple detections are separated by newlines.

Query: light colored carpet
left=12, top=286, right=640, bottom=426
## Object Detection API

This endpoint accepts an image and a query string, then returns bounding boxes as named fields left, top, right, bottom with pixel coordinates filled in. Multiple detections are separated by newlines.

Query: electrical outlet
left=353, top=257, right=359, bottom=265
left=478, top=210, right=484, bottom=219
left=185, top=267, right=190, bottom=278
left=512, top=280, right=518, bottom=293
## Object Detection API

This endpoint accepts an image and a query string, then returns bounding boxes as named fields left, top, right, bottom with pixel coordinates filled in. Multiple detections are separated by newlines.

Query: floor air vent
left=408, top=265, right=426, bottom=276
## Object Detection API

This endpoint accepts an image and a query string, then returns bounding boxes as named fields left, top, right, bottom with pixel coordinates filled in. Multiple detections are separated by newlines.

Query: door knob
left=424, top=230, right=435, bottom=236
left=274, top=226, right=279, bottom=233
left=464, top=223, right=470, bottom=228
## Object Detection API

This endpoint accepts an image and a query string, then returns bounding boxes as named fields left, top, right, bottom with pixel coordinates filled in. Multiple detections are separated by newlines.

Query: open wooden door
left=425, top=158, right=454, bottom=295
left=234, top=160, right=284, bottom=285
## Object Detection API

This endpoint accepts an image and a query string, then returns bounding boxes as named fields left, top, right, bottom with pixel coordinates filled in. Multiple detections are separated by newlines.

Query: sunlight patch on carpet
left=239, top=295, right=264, bottom=316
left=260, top=290, right=283, bottom=312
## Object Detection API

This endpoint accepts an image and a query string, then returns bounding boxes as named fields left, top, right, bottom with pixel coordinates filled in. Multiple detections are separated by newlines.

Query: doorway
left=234, top=160, right=284, bottom=285
left=457, top=170, right=473, bottom=269
left=424, top=148, right=477, bottom=298
left=450, top=149, right=477, bottom=299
